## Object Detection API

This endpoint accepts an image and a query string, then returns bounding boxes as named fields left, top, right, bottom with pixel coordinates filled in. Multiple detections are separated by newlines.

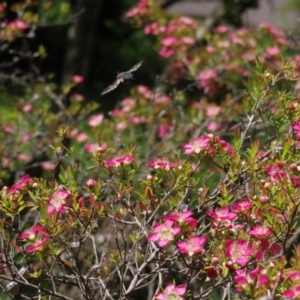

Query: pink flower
left=183, top=134, right=234, bottom=154
left=206, top=206, right=237, bottom=222
left=241, top=52, right=256, bottom=62
left=18, top=225, right=49, bottom=254
left=155, top=283, right=187, bottom=300
left=177, top=16, right=196, bottom=27
left=211, top=257, right=219, bottom=265
left=147, top=175, right=153, bottom=181
left=214, top=25, right=229, bottom=33
left=177, top=235, right=207, bottom=256
left=198, top=68, right=218, bottom=81
left=155, top=95, right=170, bottom=104
left=205, top=106, right=221, bottom=117
left=116, top=121, right=127, bottom=131
left=2, top=157, right=10, bottom=167
left=181, top=36, right=194, bottom=44
left=159, top=48, right=175, bottom=58
left=234, top=268, right=268, bottom=292
left=72, top=93, right=84, bottom=102
left=283, top=285, right=300, bottom=299
left=289, top=102, right=298, bottom=110
left=22, top=104, right=32, bottom=112
left=71, top=75, right=84, bottom=83
left=126, top=7, right=139, bottom=18
left=136, top=85, right=150, bottom=95
left=110, top=109, right=124, bottom=118
left=84, top=143, right=99, bottom=153
left=217, top=40, right=230, bottom=48
left=105, top=155, right=135, bottom=167
left=225, top=239, right=252, bottom=265
left=3, top=124, right=14, bottom=133
left=291, top=177, right=300, bottom=188
left=147, top=158, right=179, bottom=170
left=260, top=239, right=282, bottom=256
left=8, top=19, right=28, bottom=31
left=15, top=19, right=28, bottom=30
left=41, top=161, right=56, bottom=170
left=76, top=132, right=89, bottom=143
left=48, top=189, right=71, bottom=215
left=215, top=137, right=234, bottom=154
left=19, top=225, right=49, bottom=241
left=126, top=0, right=149, bottom=18
left=97, top=142, right=108, bottom=152
left=207, top=121, right=222, bottom=132
left=86, top=179, right=96, bottom=187
left=17, top=153, right=32, bottom=162
left=265, top=163, right=287, bottom=182
left=231, top=199, right=252, bottom=213
left=148, top=220, right=181, bottom=247
left=287, top=270, right=300, bottom=280
left=198, top=67, right=219, bottom=93
left=247, top=225, right=272, bottom=239
left=163, top=210, right=197, bottom=228
left=7, top=174, right=30, bottom=194
left=292, top=120, right=300, bottom=138
left=157, top=124, right=171, bottom=139
left=27, top=237, right=49, bottom=253
left=143, top=24, right=152, bottom=35
left=129, top=115, right=147, bottom=124
left=163, top=211, right=197, bottom=228
left=260, top=23, right=283, bottom=38
left=88, top=114, right=104, bottom=127
left=259, top=196, right=269, bottom=203
left=206, top=45, right=216, bottom=53
left=161, top=36, right=177, bottom=47
left=143, top=22, right=161, bottom=35
left=121, top=97, right=135, bottom=111
left=230, top=33, right=245, bottom=45
left=183, top=135, right=212, bottom=154
left=266, top=46, right=280, bottom=57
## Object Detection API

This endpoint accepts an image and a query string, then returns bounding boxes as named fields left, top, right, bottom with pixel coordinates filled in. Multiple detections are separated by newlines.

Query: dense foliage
left=1, top=0, right=300, bottom=299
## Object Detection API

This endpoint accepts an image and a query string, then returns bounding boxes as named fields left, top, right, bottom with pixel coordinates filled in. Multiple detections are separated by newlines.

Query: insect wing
left=127, top=61, right=143, bottom=73
left=101, top=80, right=120, bottom=95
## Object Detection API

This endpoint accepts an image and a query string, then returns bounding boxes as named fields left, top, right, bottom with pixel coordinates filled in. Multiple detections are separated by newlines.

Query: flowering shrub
left=1, top=0, right=300, bottom=299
